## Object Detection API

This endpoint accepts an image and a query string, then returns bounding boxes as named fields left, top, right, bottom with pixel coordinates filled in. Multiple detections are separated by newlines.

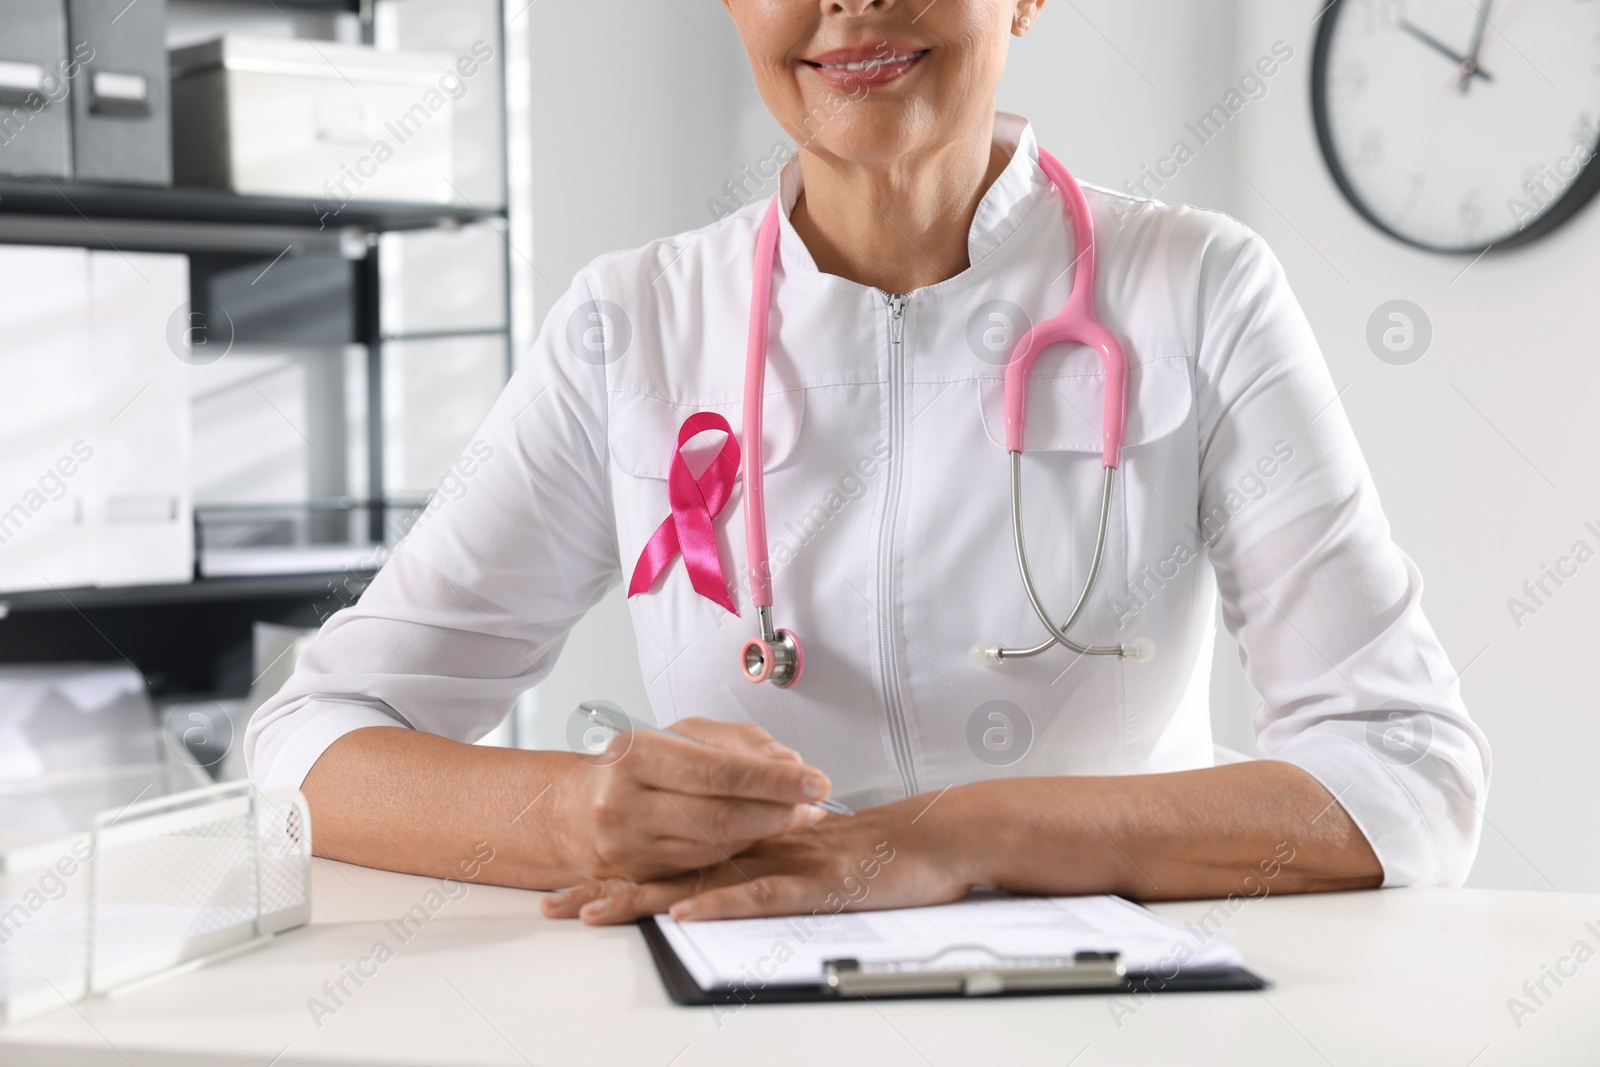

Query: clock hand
left=1398, top=19, right=1494, bottom=87
left=1398, top=19, right=1472, bottom=66
left=1456, top=0, right=1530, bottom=89
left=1465, top=0, right=1492, bottom=58
left=1454, top=0, right=1493, bottom=94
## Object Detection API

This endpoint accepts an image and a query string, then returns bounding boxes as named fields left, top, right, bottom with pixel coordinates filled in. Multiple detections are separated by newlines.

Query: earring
left=1016, top=14, right=1032, bottom=30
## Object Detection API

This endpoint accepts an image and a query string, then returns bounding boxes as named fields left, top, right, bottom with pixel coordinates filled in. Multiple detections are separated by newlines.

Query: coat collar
left=774, top=111, right=1050, bottom=284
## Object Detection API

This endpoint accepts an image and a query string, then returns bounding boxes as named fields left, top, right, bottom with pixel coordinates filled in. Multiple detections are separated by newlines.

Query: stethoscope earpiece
left=1120, top=637, right=1157, bottom=663
left=970, top=636, right=1157, bottom=667
left=969, top=643, right=1005, bottom=667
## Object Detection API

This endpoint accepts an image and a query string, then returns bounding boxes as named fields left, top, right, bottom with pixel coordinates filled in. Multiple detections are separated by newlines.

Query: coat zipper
left=877, top=291, right=920, bottom=799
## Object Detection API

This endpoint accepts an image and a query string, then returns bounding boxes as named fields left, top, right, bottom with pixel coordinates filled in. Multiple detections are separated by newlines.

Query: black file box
left=0, top=0, right=75, bottom=179
left=66, top=0, right=172, bottom=185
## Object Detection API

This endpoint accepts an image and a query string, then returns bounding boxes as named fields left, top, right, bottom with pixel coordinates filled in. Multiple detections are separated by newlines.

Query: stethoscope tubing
left=1002, top=461, right=1126, bottom=660
left=742, top=198, right=784, bottom=611
left=739, top=147, right=1150, bottom=687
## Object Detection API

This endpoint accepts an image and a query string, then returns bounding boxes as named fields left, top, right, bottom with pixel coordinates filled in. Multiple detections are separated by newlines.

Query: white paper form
left=654, top=895, right=1243, bottom=990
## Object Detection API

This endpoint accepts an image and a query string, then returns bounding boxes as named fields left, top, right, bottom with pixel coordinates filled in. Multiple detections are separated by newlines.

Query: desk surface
left=2, top=859, right=1597, bottom=1067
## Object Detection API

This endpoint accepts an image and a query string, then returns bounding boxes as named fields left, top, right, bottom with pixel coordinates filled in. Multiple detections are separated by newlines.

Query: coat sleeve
left=243, top=271, right=620, bottom=792
left=1190, top=217, right=1491, bottom=887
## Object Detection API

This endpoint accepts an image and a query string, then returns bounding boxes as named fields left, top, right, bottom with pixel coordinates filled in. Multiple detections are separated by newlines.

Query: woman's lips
left=801, top=47, right=929, bottom=91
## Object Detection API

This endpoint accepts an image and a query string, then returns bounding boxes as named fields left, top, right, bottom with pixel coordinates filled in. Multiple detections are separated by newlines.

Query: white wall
left=520, top=1, right=1586, bottom=893
left=528, top=0, right=780, bottom=326
left=1229, top=0, right=1600, bottom=892
left=999, top=0, right=1243, bottom=215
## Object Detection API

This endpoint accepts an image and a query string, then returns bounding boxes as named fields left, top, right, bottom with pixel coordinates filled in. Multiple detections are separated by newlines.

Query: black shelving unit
left=0, top=158, right=494, bottom=692
left=0, top=0, right=515, bottom=704
left=0, top=178, right=485, bottom=232
left=0, top=574, right=374, bottom=695
left=211, top=0, right=360, bottom=8
left=0, top=572, right=374, bottom=613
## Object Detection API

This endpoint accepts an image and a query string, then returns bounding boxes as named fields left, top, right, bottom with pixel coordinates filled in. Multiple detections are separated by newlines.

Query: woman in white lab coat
left=245, top=0, right=1490, bottom=922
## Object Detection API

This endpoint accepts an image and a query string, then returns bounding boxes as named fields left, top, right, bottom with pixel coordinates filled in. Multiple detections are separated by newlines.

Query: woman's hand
left=550, top=718, right=837, bottom=884
left=542, top=762, right=1385, bottom=916
left=541, top=793, right=983, bottom=924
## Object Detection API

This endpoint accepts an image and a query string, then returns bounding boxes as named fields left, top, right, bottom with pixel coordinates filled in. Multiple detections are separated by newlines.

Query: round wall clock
left=1312, top=0, right=1600, bottom=252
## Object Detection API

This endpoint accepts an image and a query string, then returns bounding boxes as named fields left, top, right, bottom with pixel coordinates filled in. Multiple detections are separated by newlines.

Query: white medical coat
left=245, top=113, right=1490, bottom=887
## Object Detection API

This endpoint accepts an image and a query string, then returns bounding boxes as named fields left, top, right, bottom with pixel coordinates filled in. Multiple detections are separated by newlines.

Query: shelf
left=0, top=572, right=376, bottom=614
left=0, top=179, right=493, bottom=233
left=207, top=0, right=362, bottom=8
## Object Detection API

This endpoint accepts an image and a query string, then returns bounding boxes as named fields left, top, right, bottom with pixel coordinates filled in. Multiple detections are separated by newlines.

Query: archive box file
left=66, top=0, right=173, bottom=185
left=0, top=0, right=75, bottom=179
left=170, top=36, right=455, bottom=202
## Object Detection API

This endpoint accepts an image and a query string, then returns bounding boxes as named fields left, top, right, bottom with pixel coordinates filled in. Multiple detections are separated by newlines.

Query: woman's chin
left=797, top=124, right=940, bottom=167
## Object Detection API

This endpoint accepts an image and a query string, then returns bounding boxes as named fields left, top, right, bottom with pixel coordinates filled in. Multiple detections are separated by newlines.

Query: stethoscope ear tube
left=978, top=147, right=1150, bottom=666
left=1003, top=148, right=1130, bottom=468
left=739, top=201, right=806, bottom=689
left=976, top=457, right=1155, bottom=665
left=742, top=199, right=784, bottom=612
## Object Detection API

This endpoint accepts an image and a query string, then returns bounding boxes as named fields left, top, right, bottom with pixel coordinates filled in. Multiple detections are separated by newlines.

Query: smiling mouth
left=804, top=49, right=930, bottom=72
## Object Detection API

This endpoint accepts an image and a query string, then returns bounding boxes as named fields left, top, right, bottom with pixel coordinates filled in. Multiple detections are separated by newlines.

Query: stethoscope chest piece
left=741, top=606, right=804, bottom=688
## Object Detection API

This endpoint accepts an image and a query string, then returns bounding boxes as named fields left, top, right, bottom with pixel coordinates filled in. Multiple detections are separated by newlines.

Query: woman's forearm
left=299, top=727, right=591, bottom=889
left=297, top=720, right=841, bottom=892
left=954, top=760, right=1384, bottom=899
left=300, top=724, right=1383, bottom=901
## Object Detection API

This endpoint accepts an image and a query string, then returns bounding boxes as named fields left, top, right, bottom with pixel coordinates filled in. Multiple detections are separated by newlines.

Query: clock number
left=1399, top=173, right=1426, bottom=220
left=1334, top=60, right=1369, bottom=99
left=1458, top=190, right=1484, bottom=237
left=1356, top=128, right=1385, bottom=167
left=1359, top=0, right=1406, bottom=35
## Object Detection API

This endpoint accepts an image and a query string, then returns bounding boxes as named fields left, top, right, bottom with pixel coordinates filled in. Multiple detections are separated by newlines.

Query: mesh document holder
left=1, top=781, right=310, bottom=1022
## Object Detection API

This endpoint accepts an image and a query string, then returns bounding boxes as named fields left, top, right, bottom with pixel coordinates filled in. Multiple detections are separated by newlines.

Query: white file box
left=0, top=246, right=94, bottom=592
left=170, top=36, right=455, bottom=202
left=88, top=250, right=194, bottom=587
left=0, top=247, right=193, bottom=593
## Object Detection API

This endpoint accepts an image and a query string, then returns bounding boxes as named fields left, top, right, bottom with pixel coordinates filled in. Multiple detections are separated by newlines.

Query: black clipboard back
left=638, top=917, right=1269, bottom=1007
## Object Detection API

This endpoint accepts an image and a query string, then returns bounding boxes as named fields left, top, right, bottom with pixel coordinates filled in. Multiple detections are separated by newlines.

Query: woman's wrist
left=533, top=751, right=597, bottom=886
left=926, top=766, right=1387, bottom=903
left=922, top=777, right=1136, bottom=899
left=897, top=779, right=1034, bottom=893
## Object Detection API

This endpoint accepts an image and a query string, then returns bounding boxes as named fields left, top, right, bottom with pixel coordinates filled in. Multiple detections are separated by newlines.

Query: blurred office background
left=1, top=0, right=1594, bottom=894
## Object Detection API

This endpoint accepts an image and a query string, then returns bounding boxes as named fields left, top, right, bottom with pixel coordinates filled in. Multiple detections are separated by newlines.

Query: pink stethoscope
left=737, top=147, right=1155, bottom=689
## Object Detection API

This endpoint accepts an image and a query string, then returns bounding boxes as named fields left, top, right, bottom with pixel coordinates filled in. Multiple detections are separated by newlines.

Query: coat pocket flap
left=977, top=354, right=1192, bottom=453
left=609, top=387, right=805, bottom=479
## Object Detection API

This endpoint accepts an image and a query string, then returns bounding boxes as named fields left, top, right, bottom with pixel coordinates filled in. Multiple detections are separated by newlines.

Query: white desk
left=2, top=859, right=1596, bottom=1066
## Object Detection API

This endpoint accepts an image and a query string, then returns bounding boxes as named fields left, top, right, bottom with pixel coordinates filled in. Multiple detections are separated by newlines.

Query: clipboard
left=639, top=916, right=1270, bottom=1005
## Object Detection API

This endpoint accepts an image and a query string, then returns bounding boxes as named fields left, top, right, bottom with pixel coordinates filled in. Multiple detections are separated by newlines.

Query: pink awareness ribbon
left=627, top=412, right=741, bottom=614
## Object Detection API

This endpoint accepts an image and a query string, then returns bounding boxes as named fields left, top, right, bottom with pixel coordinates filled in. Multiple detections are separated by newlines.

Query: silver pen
left=581, top=701, right=855, bottom=816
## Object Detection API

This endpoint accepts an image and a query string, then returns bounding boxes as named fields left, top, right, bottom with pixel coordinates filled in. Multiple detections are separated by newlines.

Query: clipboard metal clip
left=822, top=945, right=1126, bottom=998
